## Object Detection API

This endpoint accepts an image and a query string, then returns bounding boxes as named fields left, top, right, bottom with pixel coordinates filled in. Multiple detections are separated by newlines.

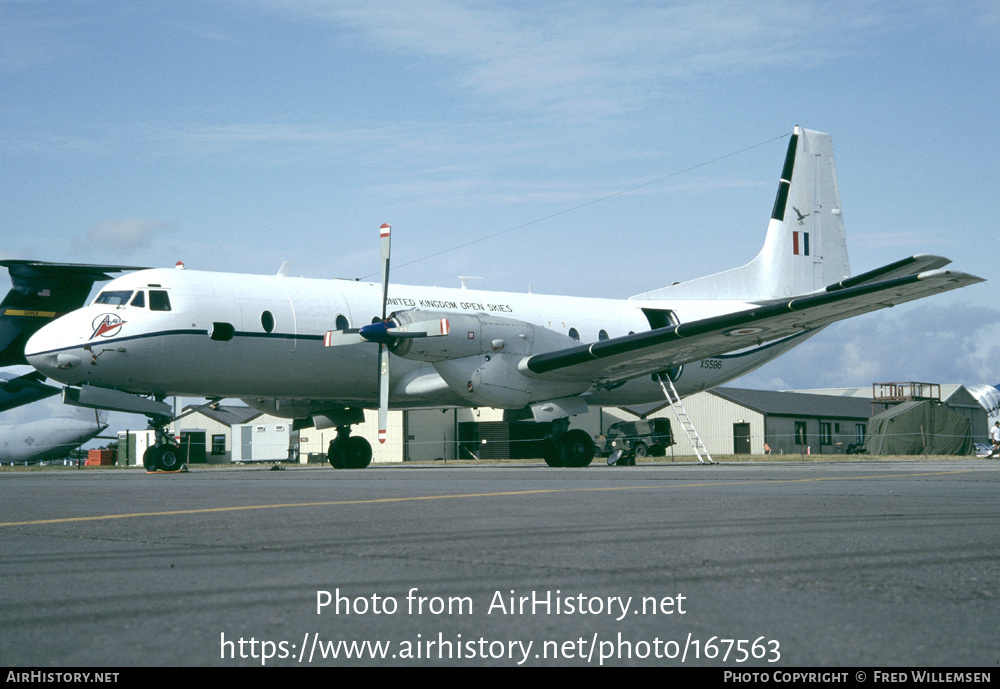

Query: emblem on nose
left=91, top=313, right=126, bottom=340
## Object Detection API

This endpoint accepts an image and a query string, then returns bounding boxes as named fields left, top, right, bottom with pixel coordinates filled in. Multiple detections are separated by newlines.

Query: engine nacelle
left=389, top=310, right=493, bottom=361
left=389, top=310, right=591, bottom=408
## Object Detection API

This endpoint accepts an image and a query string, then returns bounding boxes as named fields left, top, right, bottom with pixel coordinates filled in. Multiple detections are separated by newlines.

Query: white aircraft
left=0, top=402, right=108, bottom=464
left=20, top=127, right=984, bottom=470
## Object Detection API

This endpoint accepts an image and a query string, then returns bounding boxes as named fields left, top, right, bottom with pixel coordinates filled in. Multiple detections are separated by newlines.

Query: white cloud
left=252, top=0, right=857, bottom=114
left=735, top=302, right=1000, bottom=391
left=251, top=0, right=996, bottom=119
left=72, top=218, right=166, bottom=257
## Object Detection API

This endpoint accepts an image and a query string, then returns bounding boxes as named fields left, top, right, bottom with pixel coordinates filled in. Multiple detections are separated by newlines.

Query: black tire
left=328, top=436, right=372, bottom=469
left=328, top=439, right=346, bottom=469
left=542, top=440, right=566, bottom=467
left=142, top=446, right=160, bottom=472
left=346, top=436, right=372, bottom=469
left=633, top=442, right=648, bottom=459
left=156, top=445, right=184, bottom=472
left=560, top=429, right=595, bottom=468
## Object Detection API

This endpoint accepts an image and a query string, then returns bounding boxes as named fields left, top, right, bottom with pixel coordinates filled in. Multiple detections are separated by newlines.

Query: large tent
left=863, top=401, right=972, bottom=455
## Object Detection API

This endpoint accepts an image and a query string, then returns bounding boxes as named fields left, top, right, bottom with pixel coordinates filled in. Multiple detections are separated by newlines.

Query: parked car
left=597, top=419, right=674, bottom=465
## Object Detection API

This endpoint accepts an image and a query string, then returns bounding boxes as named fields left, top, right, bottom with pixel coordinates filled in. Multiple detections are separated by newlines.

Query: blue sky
left=1, top=0, right=998, bottom=413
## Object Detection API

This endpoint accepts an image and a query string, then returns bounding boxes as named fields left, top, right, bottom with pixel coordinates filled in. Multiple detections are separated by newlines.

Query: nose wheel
left=143, top=443, right=184, bottom=472
left=142, top=411, right=186, bottom=472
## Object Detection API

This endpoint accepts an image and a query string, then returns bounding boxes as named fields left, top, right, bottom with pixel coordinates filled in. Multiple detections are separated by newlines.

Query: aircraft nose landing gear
left=142, top=413, right=186, bottom=472
left=143, top=442, right=184, bottom=472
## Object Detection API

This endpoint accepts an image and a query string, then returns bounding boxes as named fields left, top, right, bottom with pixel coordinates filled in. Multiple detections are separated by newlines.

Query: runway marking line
left=0, top=469, right=980, bottom=528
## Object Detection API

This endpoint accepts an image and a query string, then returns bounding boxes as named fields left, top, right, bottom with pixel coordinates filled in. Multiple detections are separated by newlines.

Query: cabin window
left=130, top=291, right=145, bottom=308
left=261, top=310, right=275, bottom=333
left=149, top=290, right=171, bottom=311
left=336, top=314, right=349, bottom=330
left=94, top=290, right=133, bottom=306
left=568, top=328, right=580, bottom=341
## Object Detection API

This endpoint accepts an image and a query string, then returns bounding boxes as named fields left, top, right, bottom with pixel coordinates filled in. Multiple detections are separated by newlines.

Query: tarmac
left=1, top=459, right=997, bottom=667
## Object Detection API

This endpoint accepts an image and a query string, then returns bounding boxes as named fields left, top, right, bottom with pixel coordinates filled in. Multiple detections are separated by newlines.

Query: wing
left=523, top=267, right=984, bottom=384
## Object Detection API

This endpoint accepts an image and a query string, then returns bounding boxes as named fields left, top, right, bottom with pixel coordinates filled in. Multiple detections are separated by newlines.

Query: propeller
left=324, top=224, right=450, bottom=444
left=376, top=223, right=391, bottom=443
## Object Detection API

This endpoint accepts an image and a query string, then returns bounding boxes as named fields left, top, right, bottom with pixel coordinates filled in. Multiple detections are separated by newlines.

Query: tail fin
left=632, top=126, right=851, bottom=302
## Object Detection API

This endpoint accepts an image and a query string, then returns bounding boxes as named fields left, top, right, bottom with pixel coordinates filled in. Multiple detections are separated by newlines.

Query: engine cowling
left=388, top=310, right=591, bottom=408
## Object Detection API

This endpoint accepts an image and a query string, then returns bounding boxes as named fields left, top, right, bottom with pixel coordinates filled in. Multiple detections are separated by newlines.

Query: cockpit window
left=130, top=291, right=145, bottom=308
left=149, top=290, right=171, bottom=312
left=94, top=290, right=133, bottom=306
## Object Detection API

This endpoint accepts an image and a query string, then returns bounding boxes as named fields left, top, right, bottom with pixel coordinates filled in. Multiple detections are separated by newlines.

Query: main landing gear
left=327, top=426, right=372, bottom=469
left=542, top=420, right=596, bottom=468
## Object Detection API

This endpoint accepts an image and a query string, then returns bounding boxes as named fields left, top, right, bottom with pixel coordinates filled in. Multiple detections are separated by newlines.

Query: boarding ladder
left=657, top=376, right=714, bottom=465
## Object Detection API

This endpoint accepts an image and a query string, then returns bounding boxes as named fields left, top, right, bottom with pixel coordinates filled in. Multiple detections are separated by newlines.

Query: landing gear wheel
left=156, top=444, right=184, bottom=472
left=143, top=444, right=183, bottom=472
left=345, top=436, right=372, bottom=469
left=328, top=436, right=372, bottom=469
left=560, top=429, right=595, bottom=467
left=542, top=440, right=566, bottom=467
left=328, top=438, right=347, bottom=469
left=142, top=446, right=159, bottom=471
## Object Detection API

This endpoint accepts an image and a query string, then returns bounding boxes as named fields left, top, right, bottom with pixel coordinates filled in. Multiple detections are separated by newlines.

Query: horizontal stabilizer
left=0, top=371, right=60, bottom=412
left=822, top=254, right=950, bottom=292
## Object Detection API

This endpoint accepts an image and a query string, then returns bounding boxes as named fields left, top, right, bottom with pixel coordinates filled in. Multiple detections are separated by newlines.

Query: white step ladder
left=657, top=376, right=714, bottom=465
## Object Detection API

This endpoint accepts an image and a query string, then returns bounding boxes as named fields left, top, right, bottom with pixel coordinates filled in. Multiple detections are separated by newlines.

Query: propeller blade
left=324, top=329, right=365, bottom=346
left=378, top=342, right=389, bottom=444
left=380, top=223, right=391, bottom=321
left=391, top=317, right=450, bottom=338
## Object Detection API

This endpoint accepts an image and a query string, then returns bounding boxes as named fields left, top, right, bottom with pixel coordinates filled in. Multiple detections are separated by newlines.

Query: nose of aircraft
left=24, top=317, right=88, bottom=383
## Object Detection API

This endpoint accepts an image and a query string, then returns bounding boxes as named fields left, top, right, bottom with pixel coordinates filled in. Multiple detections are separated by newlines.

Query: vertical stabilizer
left=632, top=126, right=851, bottom=301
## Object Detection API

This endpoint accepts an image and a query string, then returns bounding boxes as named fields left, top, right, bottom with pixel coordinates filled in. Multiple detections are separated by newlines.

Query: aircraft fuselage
left=24, top=266, right=797, bottom=415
